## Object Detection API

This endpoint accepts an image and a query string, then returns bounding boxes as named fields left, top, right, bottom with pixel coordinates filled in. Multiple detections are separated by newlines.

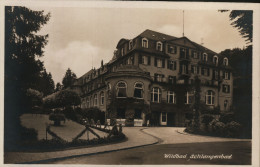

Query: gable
left=168, top=37, right=197, bottom=49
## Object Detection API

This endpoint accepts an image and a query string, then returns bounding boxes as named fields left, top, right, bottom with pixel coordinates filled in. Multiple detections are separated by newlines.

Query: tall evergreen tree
left=4, top=6, right=50, bottom=150
left=220, top=10, right=252, bottom=44
left=62, top=68, right=77, bottom=89
left=55, top=82, right=63, bottom=92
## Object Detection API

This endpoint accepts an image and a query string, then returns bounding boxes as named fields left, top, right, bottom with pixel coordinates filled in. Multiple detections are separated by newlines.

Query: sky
left=31, top=7, right=247, bottom=85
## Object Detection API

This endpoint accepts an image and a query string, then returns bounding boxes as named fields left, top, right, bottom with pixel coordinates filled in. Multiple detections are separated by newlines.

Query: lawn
left=20, top=114, right=108, bottom=142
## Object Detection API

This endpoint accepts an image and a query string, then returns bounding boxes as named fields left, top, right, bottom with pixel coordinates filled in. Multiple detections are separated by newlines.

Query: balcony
left=179, top=54, right=190, bottom=61
left=201, top=79, right=218, bottom=87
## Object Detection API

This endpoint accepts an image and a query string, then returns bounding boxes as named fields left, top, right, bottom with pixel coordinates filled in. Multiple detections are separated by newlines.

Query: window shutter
left=148, top=56, right=151, bottom=65
left=222, top=85, right=225, bottom=92
left=162, top=59, right=165, bottom=68
left=197, top=66, right=200, bottom=74
left=167, top=60, right=170, bottom=69
left=154, top=57, right=157, bottom=67
left=180, top=64, right=182, bottom=73
left=207, top=68, right=210, bottom=76
left=138, top=54, right=142, bottom=64
left=174, top=62, right=176, bottom=70
left=228, top=72, right=230, bottom=80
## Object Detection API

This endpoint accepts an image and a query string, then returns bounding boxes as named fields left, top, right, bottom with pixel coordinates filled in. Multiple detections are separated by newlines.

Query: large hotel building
left=71, top=29, right=233, bottom=127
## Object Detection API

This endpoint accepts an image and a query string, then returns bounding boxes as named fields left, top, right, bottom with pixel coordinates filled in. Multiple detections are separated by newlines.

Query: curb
left=18, top=128, right=160, bottom=164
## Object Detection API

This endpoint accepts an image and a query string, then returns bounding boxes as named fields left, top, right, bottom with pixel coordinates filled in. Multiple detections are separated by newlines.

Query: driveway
left=142, top=127, right=250, bottom=144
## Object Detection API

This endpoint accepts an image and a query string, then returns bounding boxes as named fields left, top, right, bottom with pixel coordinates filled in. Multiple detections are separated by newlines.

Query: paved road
left=50, top=127, right=251, bottom=165
left=4, top=127, right=157, bottom=164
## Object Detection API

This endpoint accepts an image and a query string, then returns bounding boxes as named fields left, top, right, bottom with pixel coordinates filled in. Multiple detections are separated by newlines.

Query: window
left=185, top=91, right=194, bottom=104
left=100, top=91, right=105, bottom=105
left=167, top=91, right=176, bottom=104
left=157, top=59, right=162, bottom=67
left=192, top=50, right=198, bottom=59
left=213, top=70, right=219, bottom=80
left=181, top=64, right=187, bottom=74
left=224, top=71, right=230, bottom=80
left=154, top=58, right=165, bottom=68
left=94, top=94, right=98, bottom=106
left=168, top=60, right=176, bottom=70
left=168, top=76, right=176, bottom=84
left=202, top=53, right=208, bottom=62
left=151, top=87, right=161, bottom=103
left=154, top=73, right=164, bottom=82
left=142, top=38, right=148, bottom=48
left=161, top=112, right=167, bottom=123
left=191, top=65, right=199, bottom=74
left=180, top=48, right=188, bottom=59
left=117, top=81, right=127, bottom=98
left=201, top=67, right=209, bottom=76
left=127, top=56, right=134, bottom=65
left=223, top=57, right=228, bottom=66
left=121, top=48, right=124, bottom=56
left=129, top=40, right=133, bottom=50
left=134, top=82, right=143, bottom=98
left=206, top=90, right=215, bottom=105
left=142, top=56, right=148, bottom=65
left=222, top=84, right=230, bottom=93
left=89, top=96, right=92, bottom=107
left=156, top=41, right=163, bottom=51
left=168, top=45, right=177, bottom=54
left=213, top=55, right=218, bottom=65
left=86, top=97, right=90, bottom=108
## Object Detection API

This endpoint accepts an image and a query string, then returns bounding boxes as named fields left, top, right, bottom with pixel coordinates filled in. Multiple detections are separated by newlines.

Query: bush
left=219, top=112, right=234, bottom=124
left=225, top=121, right=242, bottom=137
left=49, top=113, right=65, bottom=126
left=20, top=127, right=38, bottom=142
left=210, top=119, right=226, bottom=136
left=201, top=114, right=214, bottom=132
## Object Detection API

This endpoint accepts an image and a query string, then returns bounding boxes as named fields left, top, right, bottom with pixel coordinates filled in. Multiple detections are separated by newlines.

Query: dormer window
left=223, top=57, right=228, bottom=66
left=202, top=53, right=208, bottom=62
left=213, top=55, right=218, bottom=65
left=142, top=38, right=148, bottom=48
left=156, top=41, right=163, bottom=51
left=129, top=40, right=133, bottom=50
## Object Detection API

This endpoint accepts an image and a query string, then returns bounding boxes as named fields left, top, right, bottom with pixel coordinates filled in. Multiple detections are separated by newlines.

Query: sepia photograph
left=1, top=1, right=259, bottom=166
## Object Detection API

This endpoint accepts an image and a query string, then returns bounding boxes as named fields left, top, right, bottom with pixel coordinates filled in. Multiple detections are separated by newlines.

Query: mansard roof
left=139, top=29, right=177, bottom=41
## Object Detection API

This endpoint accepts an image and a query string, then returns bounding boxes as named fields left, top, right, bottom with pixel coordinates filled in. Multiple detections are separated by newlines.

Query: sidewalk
left=4, top=127, right=158, bottom=164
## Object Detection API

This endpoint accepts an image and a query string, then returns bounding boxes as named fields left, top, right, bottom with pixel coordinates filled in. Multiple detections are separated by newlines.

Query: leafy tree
left=4, top=6, right=50, bottom=150
left=220, top=10, right=252, bottom=44
left=55, top=82, right=63, bottom=92
left=62, top=68, right=77, bottom=89
left=56, top=90, right=81, bottom=108
left=219, top=46, right=252, bottom=138
left=25, top=88, right=43, bottom=112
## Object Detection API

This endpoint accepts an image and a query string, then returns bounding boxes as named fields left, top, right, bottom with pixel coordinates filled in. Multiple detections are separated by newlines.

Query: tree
left=219, top=46, right=252, bottom=138
left=4, top=6, right=50, bottom=150
left=38, top=69, right=55, bottom=96
left=62, top=68, right=77, bottom=89
left=25, top=88, right=43, bottom=113
left=56, top=90, right=81, bottom=108
left=220, top=10, right=252, bottom=44
left=55, top=82, right=63, bottom=92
